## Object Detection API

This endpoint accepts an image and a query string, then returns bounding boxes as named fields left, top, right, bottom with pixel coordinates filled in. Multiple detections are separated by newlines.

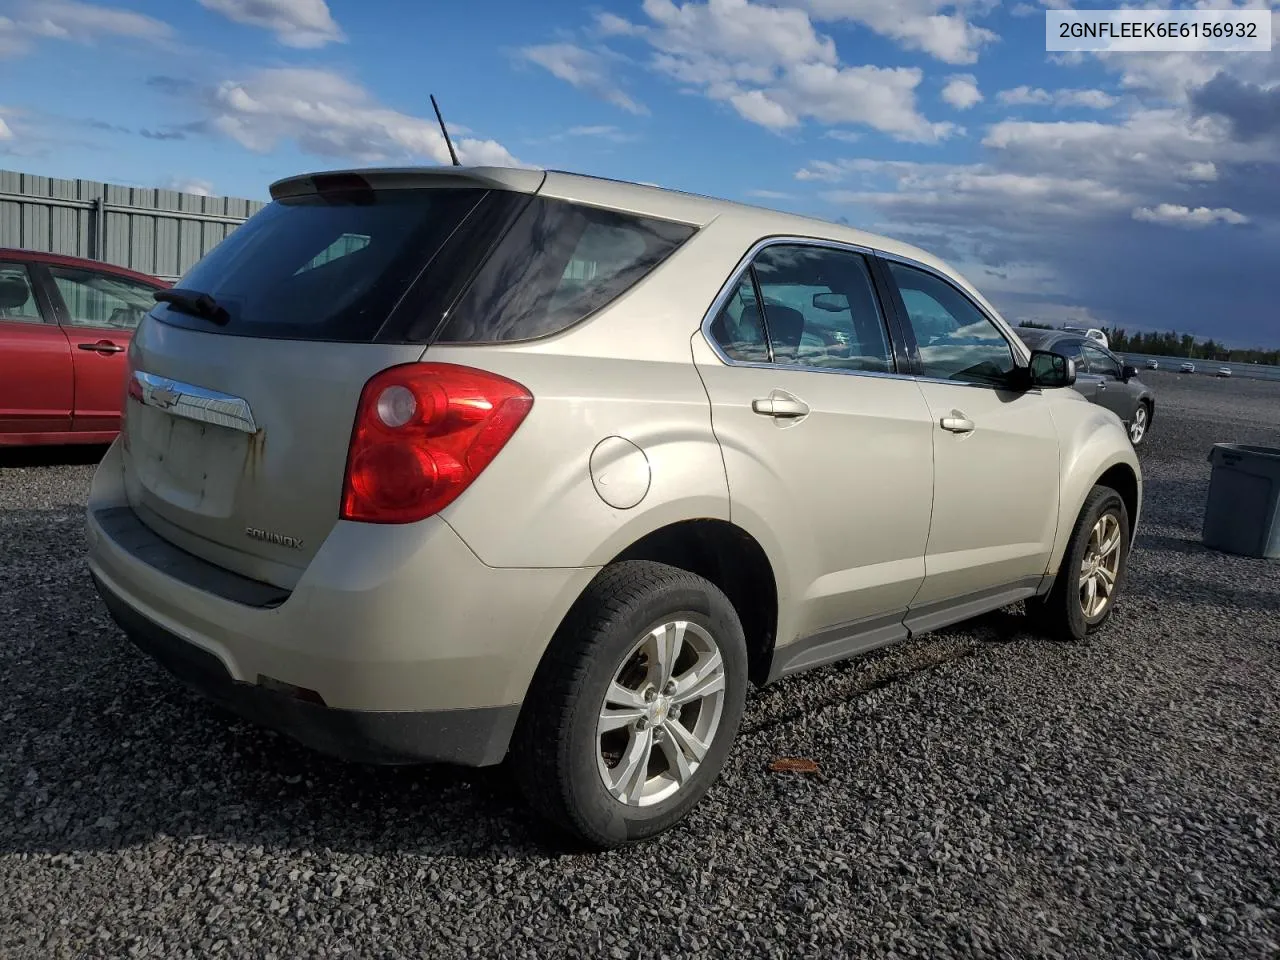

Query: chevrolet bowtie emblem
left=150, top=385, right=181, bottom=409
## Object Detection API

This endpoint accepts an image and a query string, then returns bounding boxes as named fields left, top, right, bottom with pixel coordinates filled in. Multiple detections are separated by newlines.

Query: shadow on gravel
left=0, top=445, right=108, bottom=469
left=3, top=566, right=1034, bottom=861
left=1137, top=533, right=1210, bottom=557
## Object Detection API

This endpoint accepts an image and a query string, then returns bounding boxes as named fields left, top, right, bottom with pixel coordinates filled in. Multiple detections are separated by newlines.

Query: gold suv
left=85, top=166, right=1141, bottom=847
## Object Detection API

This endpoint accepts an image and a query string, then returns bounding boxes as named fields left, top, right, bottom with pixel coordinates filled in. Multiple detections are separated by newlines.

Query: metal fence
left=0, top=169, right=266, bottom=282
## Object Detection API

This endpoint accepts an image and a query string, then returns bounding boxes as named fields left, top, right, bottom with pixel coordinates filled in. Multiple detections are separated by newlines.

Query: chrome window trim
left=131, top=371, right=259, bottom=434
left=697, top=235, right=914, bottom=384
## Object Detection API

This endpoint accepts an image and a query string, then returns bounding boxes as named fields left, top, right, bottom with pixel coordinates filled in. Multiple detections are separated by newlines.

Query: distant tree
left=1105, top=329, right=1278, bottom=365
left=1018, top=321, right=1054, bottom=329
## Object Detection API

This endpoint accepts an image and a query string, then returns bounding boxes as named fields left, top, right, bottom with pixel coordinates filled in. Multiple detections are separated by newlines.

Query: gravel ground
left=2, top=374, right=1278, bottom=959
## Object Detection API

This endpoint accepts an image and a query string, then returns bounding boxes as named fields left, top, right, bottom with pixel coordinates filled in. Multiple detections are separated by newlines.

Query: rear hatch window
left=154, top=184, right=696, bottom=346
left=153, top=186, right=495, bottom=342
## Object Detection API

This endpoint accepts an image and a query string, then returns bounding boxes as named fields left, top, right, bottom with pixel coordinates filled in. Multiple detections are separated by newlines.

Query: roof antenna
left=430, top=94, right=461, bottom=167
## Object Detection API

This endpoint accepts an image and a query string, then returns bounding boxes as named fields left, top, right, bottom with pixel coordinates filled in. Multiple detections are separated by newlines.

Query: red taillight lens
left=340, top=362, right=533, bottom=524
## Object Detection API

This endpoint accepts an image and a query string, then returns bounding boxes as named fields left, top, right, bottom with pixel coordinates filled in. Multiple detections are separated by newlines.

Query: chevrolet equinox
left=86, top=166, right=1142, bottom=847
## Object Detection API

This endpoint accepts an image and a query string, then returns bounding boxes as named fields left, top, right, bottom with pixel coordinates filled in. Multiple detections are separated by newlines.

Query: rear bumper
left=85, top=439, right=598, bottom=766
left=94, top=575, right=519, bottom=765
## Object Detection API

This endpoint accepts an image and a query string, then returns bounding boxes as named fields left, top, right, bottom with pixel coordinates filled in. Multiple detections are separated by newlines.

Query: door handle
left=752, top=395, right=810, bottom=419
left=940, top=414, right=975, bottom=433
left=79, top=341, right=125, bottom=354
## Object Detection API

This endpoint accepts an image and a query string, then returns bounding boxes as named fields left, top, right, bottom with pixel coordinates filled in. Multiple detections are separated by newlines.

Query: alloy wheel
left=596, top=620, right=726, bottom=807
left=1079, top=512, right=1123, bottom=619
left=1129, top=406, right=1148, bottom=444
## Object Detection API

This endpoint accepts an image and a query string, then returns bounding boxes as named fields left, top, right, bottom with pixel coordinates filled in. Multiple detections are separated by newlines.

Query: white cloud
left=998, top=86, right=1052, bottom=106
left=538, top=124, right=640, bottom=144
left=1132, top=204, right=1249, bottom=228
left=643, top=0, right=838, bottom=73
left=199, top=0, right=344, bottom=48
left=802, top=0, right=998, bottom=64
left=595, top=11, right=645, bottom=36
left=824, top=129, right=861, bottom=142
left=166, top=177, right=214, bottom=196
left=981, top=110, right=1274, bottom=191
left=747, top=189, right=795, bottom=199
left=203, top=68, right=520, bottom=167
left=0, top=115, right=12, bottom=141
left=532, top=0, right=956, bottom=142
left=824, top=168, right=1135, bottom=221
left=0, top=16, right=24, bottom=57
left=521, top=43, right=648, bottom=115
left=777, top=62, right=959, bottom=142
left=1185, top=161, right=1218, bottom=181
left=0, top=0, right=171, bottom=54
left=729, top=89, right=797, bottom=129
left=942, top=74, right=982, bottom=110
left=997, top=86, right=1117, bottom=109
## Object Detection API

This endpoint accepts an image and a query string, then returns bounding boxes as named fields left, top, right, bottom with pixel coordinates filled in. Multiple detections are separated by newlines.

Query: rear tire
left=1029, top=485, right=1131, bottom=642
left=1128, top=402, right=1150, bottom=447
left=510, top=560, right=748, bottom=849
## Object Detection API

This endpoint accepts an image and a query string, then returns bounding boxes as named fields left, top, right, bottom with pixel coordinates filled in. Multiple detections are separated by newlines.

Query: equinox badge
left=245, top=526, right=304, bottom=549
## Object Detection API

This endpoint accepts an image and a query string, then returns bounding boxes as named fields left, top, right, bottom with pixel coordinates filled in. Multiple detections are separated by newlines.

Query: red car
left=0, top=249, right=170, bottom=446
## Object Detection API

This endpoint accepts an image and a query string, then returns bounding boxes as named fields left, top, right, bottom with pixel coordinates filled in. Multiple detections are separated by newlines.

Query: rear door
left=118, top=181, right=519, bottom=588
left=695, top=241, right=935, bottom=648
left=0, top=260, right=73, bottom=438
left=43, top=265, right=160, bottom=435
left=880, top=257, right=1060, bottom=620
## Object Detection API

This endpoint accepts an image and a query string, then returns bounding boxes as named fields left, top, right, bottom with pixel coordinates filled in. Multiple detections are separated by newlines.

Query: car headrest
left=0, top=277, right=30, bottom=311
left=741, top=302, right=805, bottom=348
left=764, top=304, right=805, bottom=347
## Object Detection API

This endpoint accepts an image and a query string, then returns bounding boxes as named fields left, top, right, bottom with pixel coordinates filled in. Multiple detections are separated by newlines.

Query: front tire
left=510, top=561, right=748, bottom=848
left=1029, top=485, right=1131, bottom=642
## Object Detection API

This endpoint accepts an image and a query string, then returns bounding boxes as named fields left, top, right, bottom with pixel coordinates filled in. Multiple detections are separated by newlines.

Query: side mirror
left=812, top=292, right=849, bottom=313
left=1028, top=349, right=1077, bottom=389
left=1121, top=364, right=1137, bottom=382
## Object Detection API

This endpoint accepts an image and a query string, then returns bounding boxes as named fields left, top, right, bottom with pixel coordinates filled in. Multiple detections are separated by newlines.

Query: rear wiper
left=154, top=287, right=230, bottom=325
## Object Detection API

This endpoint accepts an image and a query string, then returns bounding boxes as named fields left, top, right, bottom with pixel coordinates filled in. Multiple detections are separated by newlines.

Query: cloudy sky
left=1, top=0, right=1277, bottom=346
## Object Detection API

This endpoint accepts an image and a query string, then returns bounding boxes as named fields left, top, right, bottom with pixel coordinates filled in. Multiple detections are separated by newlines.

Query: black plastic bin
left=1202, top=443, right=1280, bottom=559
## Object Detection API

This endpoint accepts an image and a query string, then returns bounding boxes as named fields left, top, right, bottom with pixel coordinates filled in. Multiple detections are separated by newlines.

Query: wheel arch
left=608, top=519, right=780, bottom=687
left=1044, top=414, right=1146, bottom=578
left=1096, top=462, right=1140, bottom=540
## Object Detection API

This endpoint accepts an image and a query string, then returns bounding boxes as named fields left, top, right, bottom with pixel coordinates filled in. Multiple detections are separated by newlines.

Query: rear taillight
left=340, top=362, right=533, bottom=524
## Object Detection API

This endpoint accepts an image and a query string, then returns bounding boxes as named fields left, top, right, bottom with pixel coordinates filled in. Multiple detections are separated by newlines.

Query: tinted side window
left=1054, top=339, right=1084, bottom=362
left=0, top=263, right=43, bottom=323
left=888, top=262, right=1015, bottom=386
left=50, top=267, right=157, bottom=329
left=436, top=198, right=695, bottom=343
left=752, top=245, right=892, bottom=372
left=1081, top=343, right=1121, bottom=378
left=709, top=275, right=770, bottom=363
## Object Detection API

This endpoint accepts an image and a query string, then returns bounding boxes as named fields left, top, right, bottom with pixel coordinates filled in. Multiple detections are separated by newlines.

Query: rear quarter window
left=433, top=197, right=696, bottom=343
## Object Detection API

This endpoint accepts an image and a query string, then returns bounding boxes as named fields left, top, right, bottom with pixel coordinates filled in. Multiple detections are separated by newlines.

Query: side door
left=42, top=264, right=158, bottom=436
left=0, top=260, right=73, bottom=438
left=1079, top=342, right=1134, bottom=424
left=694, top=241, right=936, bottom=670
left=878, top=257, right=1061, bottom=626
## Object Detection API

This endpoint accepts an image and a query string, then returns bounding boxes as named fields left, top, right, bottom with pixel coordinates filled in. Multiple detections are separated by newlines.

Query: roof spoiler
left=268, top=166, right=546, bottom=201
